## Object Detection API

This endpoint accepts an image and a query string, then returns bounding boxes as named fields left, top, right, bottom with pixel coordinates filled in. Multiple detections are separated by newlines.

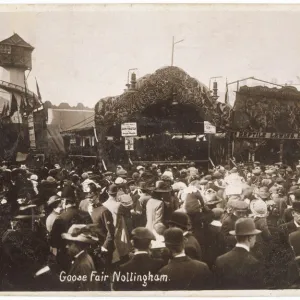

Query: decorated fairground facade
left=94, top=66, right=232, bottom=169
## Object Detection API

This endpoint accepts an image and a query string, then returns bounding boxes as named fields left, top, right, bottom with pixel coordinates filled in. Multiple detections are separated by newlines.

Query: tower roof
left=0, top=33, right=34, bottom=50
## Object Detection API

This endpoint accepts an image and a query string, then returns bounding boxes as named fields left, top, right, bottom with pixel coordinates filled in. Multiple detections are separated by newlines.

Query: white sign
left=125, top=137, right=134, bottom=151
left=121, top=122, right=137, bottom=136
left=204, top=121, right=216, bottom=134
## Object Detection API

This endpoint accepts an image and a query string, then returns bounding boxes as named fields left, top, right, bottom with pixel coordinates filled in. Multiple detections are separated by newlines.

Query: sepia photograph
left=0, top=3, right=300, bottom=294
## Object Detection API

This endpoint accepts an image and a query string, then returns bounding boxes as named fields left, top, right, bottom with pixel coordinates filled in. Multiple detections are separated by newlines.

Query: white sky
left=0, top=4, right=300, bottom=107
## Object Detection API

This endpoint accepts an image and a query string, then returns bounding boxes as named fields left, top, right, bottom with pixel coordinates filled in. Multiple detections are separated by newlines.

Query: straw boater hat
left=250, top=199, right=268, bottom=218
left=119, top=194, right=133, bottom=207
left=115, top=177, right=127, bottom=185
left=172, top=181, right=187, bottom=191
left=229, top=218, right=261, bottom=236
left=61, top=224, right=99, bottom=244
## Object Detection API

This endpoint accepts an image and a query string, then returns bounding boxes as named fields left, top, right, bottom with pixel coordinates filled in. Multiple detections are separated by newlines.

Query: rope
left=62, top=114, right=95, bottom=132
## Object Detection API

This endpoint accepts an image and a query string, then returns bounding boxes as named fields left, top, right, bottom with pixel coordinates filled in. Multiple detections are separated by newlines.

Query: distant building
left=46, top=107, right=95, bottom=155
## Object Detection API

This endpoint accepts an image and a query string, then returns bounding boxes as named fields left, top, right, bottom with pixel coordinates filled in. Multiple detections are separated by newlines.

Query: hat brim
left=206, top=199, right=222, bottom=206
left=154, top=188, right=172, bottom=193
left=14, top=214, right=45, bottom=220
left=121, top=201, right=133, bottom=207
left=229, top=229, right=261, bottom=236
left=47, top=199, right=61, bottom=206
left=61, top=233, right=98, bottom=244
left=19, top=204, right=37, bottom=210
left=168, top=220, right=189, bottom=230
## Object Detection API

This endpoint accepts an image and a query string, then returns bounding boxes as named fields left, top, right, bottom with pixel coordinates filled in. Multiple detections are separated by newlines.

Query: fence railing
left=0, top=80, right=38, bottom=100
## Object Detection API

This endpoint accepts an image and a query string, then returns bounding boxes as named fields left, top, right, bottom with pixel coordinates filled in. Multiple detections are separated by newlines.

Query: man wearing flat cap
left=214, top=218, right=265, bottom=289
left=157, top=228, right=212, bottom=290
left=114, top=227, right=165, bottom=291
left=221, top=199, right=249, bottom=252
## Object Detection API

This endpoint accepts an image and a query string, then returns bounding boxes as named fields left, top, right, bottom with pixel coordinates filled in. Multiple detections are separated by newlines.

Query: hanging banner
left=125, top=137, right=134, bottom=151
left=235, top=132, right=300, bottom=140
left=121, top=122, right=137, bottom=137
left=204, top=121, right=216, bottom=134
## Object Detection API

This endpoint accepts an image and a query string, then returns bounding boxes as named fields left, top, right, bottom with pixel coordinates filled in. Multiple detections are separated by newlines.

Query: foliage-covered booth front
left=95, top=66, right=232, bottom=167
left=232, top=85, right=300, bottom=164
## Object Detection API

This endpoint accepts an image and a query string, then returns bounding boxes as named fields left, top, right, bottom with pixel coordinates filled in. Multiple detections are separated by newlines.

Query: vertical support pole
left=27, top=112, right=36, bottom=149
left=227, top=132, right=231, bottom=165
left=171, top=36, right=174, bottom=66
left=280, top=140, right=284, bottom=163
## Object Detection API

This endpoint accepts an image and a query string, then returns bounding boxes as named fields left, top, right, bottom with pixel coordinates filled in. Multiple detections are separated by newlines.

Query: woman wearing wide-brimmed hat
left=61, top=224, right=101, bottom=291
left=249, top=199, right=271, bottom=262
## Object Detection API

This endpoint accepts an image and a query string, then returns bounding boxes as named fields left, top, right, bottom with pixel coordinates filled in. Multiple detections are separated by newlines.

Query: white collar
left=174, top=252, right=186, bottom=258
left=294, top=220, right=300, bottom=228
left=235, top=243, right=250, bottom=252
left=211, top=220, right=222, bottom=227
left=134, top=251, right=148, bottom=255
left=74, top=250, right=85, bottom=259
left=65, top=204, right=75, bottom=209
left=183, top=231, right=189, bottom=236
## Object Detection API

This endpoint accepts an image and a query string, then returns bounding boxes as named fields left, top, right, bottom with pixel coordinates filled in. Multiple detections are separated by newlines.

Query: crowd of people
left=1, top=159, right=300, bottom=291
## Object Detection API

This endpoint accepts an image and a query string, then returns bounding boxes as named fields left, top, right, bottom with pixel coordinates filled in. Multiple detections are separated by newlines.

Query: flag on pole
left=35, top=78, right=42, bottom=101
left=225, top=78, right=229, bottom=105
left=2, top=103, right=9, bottom=117
left=9, top=93, right=18, bottom=117
left=24, top=74, right=32, bottom=114
left=35, top=77, right=43, bottom=108
left=20, top=96, right=26, bottom=116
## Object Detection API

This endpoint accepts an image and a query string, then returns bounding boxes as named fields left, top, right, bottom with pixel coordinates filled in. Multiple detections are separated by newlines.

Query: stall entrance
left=105, top=102, right=209, bottom=165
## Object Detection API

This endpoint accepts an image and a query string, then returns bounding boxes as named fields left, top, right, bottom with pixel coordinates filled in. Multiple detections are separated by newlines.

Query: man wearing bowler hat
left=168, top=211, right=202, bottom=261
left=214, top=218, right=265, bottom=289
left=114, top=227, right=165, bottom=291
left=158, top=228, right=212, bottom=290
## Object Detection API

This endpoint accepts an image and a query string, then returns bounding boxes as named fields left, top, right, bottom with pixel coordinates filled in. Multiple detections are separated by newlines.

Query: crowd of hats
left=1, top=158, right=300, bottom=290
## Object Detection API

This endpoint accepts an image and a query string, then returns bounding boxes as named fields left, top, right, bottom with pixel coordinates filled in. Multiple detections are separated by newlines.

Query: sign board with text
left=121, top=122, right=137, bottom=137
left=204, top=121, right=216, bottom=134
left=125, top=137, right=134, bottom=151
left=235, top=132, right=300, bottom=140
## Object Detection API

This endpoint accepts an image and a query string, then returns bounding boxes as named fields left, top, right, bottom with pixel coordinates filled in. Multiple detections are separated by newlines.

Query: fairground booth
left=95, top=66, right=232, bottom=169
left=231, top=85, right=300, bottom=166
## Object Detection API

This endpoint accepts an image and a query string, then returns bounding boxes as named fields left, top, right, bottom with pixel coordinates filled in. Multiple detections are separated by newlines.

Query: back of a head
left=164, top=227, right=184, bottom=254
